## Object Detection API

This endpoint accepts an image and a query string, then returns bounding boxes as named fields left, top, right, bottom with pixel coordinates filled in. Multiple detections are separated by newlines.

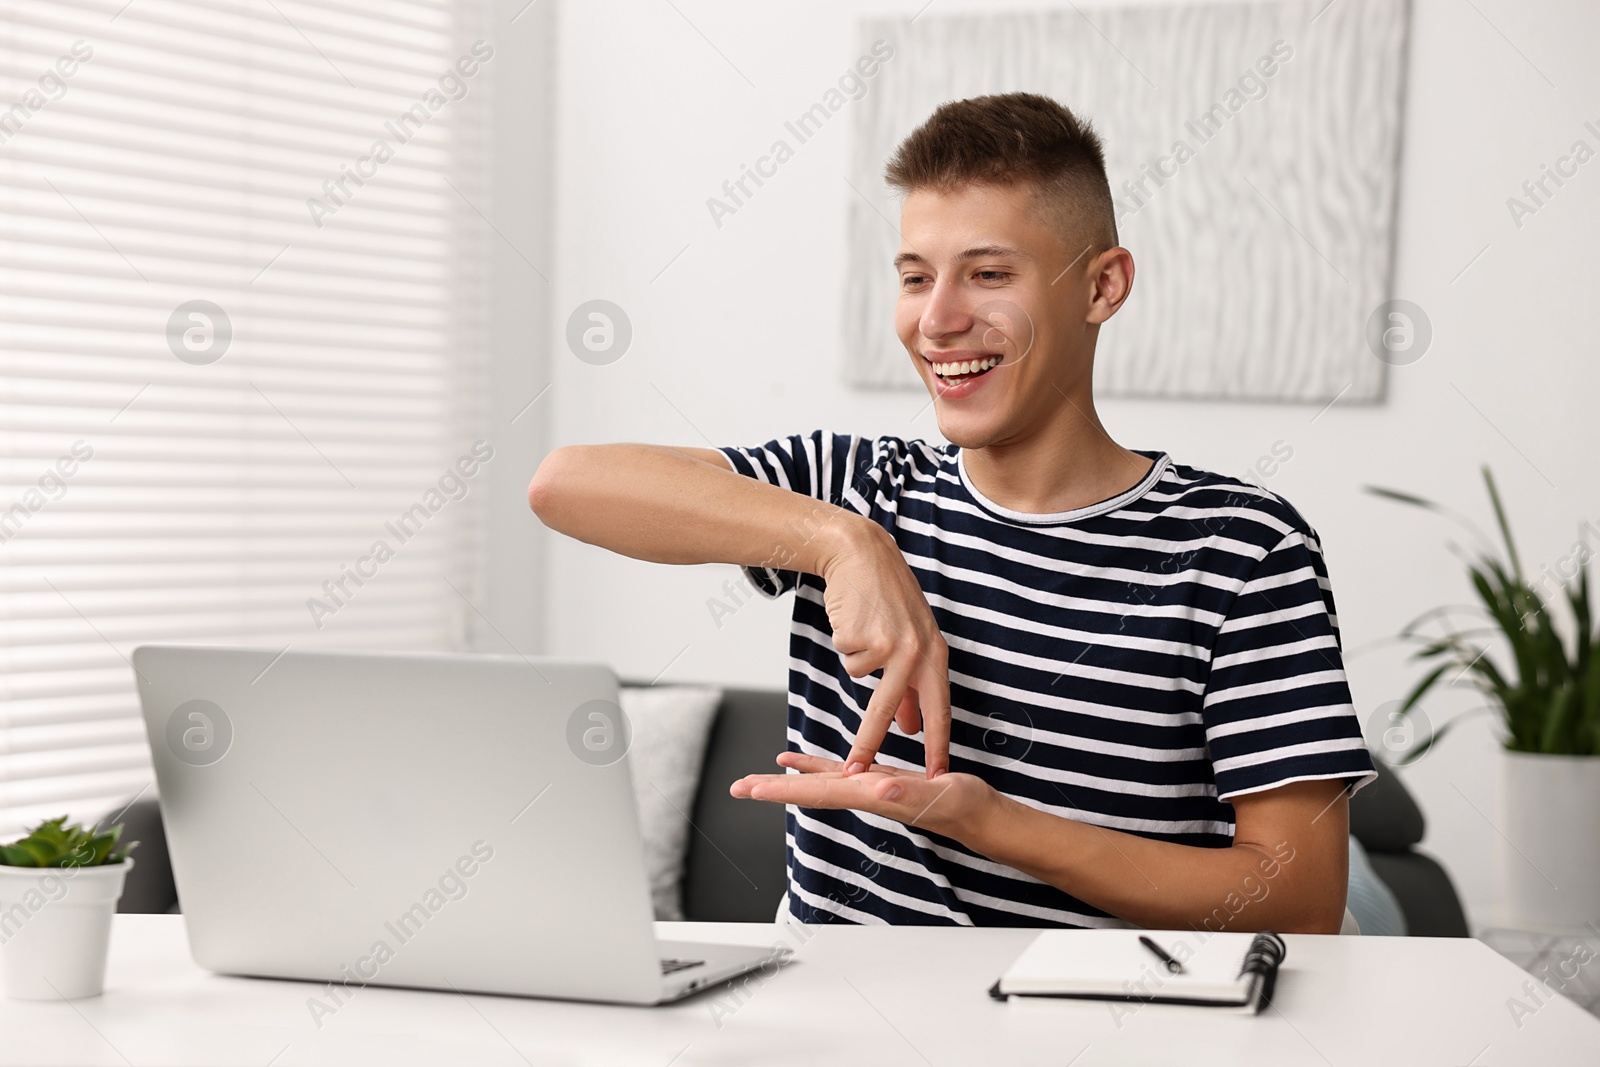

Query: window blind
left=0, top=0, right=491, bottom=839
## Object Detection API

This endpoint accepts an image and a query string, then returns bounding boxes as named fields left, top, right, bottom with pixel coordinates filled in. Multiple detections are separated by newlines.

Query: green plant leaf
left=1364, top=485, right=1441, bottom=511
left=1540, top=683, right=1575, bottom=754
left=1366, top=484, right=1496, bottom=554
left=1481, top=467, right=1525, bottom=587
left=1398, top=603, right=1492, bottom=638
left=1578, top=643, right=1600, bottom=756
left=1469, top=564, right=1539, bottom=703
left=1572, top=562, right=1593, bottom=673
left=1397, top=662, right=1452, bottom=716
left=84, top=827, right=122, bottom=867
left=0, top=843, right=37, bottom=867
left=1408, top=633, right=1512, bottom=702
left=1393, top=706, right=1496, bottom=765
left=11, top=838, right=55, bottom=867
left=1487, top=557, right=1568, bottom=694
left=0, top=816, right=131, bottom=867
left=1401, top=622, right=1503, bottom=652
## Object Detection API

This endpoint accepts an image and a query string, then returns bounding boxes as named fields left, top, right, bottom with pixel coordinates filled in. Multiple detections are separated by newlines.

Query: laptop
left=130, top=644, right=785, bottom=1005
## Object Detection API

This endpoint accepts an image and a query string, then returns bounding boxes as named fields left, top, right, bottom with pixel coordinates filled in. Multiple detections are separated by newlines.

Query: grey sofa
left=108, top=685, right=1466, bottom=934
left=1346, top=758, right=1470, bottom=936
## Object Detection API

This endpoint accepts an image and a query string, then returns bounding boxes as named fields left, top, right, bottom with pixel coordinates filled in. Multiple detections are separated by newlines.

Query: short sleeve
left=717, top=431, right=876, bottom=597
left=1201, top=525, right=1377, bottom=802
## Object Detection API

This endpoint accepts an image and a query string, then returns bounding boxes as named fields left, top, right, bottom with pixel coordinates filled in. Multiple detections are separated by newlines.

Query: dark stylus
left=1139, top=935, right=1185, bottom=974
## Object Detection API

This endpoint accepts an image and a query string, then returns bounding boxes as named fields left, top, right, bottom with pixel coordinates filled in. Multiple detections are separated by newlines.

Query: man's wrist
left=926, top=779, right=1015, bottom=852
left=809, top=508, right=884, bottom=580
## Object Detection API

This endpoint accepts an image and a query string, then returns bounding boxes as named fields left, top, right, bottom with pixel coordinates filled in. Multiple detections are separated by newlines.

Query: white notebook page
left=998, top=929, right=1269, bottom=1002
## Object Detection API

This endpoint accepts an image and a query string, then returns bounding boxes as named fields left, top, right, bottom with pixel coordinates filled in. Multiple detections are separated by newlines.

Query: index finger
left=776, top=751, right=923, bottom=776
left=843, top=655, right=913, bottom=775
left=917, top=662, right=951, bottom=779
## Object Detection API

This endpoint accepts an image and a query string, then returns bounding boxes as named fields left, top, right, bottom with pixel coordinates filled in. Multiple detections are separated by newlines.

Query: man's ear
left=1085, top=247, right=1135, bottom=325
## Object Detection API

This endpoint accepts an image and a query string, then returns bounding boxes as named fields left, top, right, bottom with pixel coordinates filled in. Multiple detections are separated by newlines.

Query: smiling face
left=895, top=181, right=1126, bottom=451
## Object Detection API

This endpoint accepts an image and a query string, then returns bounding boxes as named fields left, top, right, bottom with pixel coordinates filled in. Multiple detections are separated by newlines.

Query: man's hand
left=818, top=520, right=951, bottom=778
left=730, top=752, right=993, bottom=840
left=736, top=753, right=1353, bottom=934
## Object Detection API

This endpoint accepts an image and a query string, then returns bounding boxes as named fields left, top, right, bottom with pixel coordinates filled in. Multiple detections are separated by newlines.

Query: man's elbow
left=1280, top=914, right=1344, bottom=935
left=1278, top=897, right=1348, bottom=935
left=527, top=447, right=581, bottom=521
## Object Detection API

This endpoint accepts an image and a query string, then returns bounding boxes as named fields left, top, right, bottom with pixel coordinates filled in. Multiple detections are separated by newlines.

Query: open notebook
left=989, top=929, right=1286, bottom=1013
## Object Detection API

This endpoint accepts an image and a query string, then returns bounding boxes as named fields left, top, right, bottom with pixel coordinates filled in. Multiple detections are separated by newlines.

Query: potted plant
left=1368, top=467, right=1600, bottom=933
left=0, top=817, right=137, bottom=999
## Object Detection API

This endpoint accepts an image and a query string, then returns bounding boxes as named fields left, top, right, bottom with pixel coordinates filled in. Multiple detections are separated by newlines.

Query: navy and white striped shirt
left=720, top=432, right=1377, bottom=927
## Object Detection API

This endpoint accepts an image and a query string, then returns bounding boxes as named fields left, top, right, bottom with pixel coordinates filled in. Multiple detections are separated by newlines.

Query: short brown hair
left=883, top=91, right=1117, bottom=251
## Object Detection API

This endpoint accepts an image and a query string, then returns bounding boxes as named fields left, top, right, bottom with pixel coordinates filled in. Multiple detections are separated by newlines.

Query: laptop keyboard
left=660, top=957, right=705, bottom=975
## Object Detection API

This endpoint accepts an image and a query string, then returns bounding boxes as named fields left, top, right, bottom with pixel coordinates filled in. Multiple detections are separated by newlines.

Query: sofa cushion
left=1346, top=834, right=1409, bottom=935
left=620, top=685, right=722, bottom=921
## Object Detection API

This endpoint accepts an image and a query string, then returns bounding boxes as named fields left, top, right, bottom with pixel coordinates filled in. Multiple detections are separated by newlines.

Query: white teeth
left=932, top=356, right=1000, bottom=377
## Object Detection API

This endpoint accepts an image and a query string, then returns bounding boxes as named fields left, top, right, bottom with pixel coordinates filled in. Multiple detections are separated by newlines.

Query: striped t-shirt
left=719, top=432, right=1377, bottom=928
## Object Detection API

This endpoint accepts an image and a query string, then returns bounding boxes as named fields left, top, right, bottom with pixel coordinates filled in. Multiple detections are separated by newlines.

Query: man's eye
left=900, top=274, right=928, bottom=289
left=976, top=270, right=1008, bottom=283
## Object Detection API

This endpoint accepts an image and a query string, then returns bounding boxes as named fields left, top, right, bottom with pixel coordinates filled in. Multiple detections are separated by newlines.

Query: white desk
left=3, top=916, right=1597, bottom=1065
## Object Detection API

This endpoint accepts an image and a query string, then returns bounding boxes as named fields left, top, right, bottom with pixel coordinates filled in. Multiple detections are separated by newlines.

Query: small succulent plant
left=0, top=817, right=136, bottom=868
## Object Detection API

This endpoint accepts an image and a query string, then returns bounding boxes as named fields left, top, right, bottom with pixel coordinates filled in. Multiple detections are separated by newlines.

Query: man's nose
left=920, top=279, right=974, bottom=341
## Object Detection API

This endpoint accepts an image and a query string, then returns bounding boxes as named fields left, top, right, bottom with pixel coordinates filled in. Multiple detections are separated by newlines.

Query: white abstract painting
left=843, top=0, right=1409, bottom=402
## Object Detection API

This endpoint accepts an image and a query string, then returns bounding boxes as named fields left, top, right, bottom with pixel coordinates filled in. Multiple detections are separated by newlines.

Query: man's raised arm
left=526, top=444, right=953, bottom=777
left=530, top=444, right=850, bottom=569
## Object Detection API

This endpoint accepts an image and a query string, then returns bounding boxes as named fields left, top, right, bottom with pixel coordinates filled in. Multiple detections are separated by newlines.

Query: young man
left=529, top=92, right=1376, bottom=932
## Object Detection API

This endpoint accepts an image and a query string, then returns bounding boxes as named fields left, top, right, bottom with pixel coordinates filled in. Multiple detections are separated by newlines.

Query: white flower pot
left=1495, top=751, right=1600, bottom=934
left=0, top=859, right=133, bottom=1000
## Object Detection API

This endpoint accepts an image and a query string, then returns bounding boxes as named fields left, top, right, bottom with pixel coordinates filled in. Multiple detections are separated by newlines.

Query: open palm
left=730, top=752, right=994, bottom=842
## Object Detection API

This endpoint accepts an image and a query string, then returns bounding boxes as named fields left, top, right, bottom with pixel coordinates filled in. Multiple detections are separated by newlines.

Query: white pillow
left=1345, top=833, right=1408, bottom=936
left=619, top=685, right=722, bottom=921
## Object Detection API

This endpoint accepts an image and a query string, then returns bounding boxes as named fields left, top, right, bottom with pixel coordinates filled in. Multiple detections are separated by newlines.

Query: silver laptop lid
left=131, top=645, right=664, bottom=1004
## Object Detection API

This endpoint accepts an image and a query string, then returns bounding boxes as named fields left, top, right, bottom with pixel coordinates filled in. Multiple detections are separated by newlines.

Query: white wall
left=475, top=0, right=556, bottom=655
left=519, top=0, right=1600, bottom=925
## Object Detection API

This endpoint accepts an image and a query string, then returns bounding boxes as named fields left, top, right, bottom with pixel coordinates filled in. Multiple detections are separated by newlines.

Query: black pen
left=1138, top=935, right=1185, bottom=974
